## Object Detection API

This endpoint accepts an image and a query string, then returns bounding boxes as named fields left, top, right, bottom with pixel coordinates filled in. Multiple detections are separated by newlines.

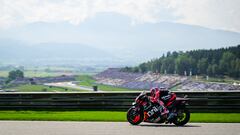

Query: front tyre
left=173, top=108, right=190, bottom=126
left=127, top=107, right=144, bottom=125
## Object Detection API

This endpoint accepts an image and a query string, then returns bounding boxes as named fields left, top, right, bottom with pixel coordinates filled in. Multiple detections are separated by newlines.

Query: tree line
left=121, top=45, right=240, bottom=78
left=5, top=69, right=24, bottom=84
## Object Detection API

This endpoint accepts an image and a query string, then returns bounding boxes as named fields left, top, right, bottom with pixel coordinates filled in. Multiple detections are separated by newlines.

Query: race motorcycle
left=127, top=91, right=190, bottom=126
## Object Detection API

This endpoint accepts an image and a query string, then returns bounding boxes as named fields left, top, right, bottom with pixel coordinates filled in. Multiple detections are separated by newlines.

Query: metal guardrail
left=0, top=91, right=240, bottom=112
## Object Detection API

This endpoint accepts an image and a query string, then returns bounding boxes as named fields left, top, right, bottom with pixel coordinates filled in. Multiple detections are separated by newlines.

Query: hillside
left=122, top=45, right=240, bottom=78
left=1, top=13, right=240, bottom=63
left=0, top=40, right=120, bottom=66
left=95, top=68, right=240, bottom=91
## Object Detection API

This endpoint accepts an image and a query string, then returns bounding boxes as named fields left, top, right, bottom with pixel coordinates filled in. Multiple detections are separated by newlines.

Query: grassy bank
left=0, top=71, right=65, bottom=78
left=8, top=84, right=88, bottom=92
left=76, top=75, right=136, bottom=91
left=0, top=111, right=239, bottom=123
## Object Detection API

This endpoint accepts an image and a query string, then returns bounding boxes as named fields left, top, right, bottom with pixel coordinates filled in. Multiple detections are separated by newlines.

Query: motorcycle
left=127, top=91, right=190, bottom=126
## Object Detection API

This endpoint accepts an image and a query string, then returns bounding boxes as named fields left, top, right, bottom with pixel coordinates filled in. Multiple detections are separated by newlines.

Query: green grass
left=76, top=75, right=96, bottom=86
left=0, top=71, right=8, bottom=77
left=0, top=71, right=68, bottom=77
left=0, top=111, right=239, bottom=123
left=75, top=75, right=137, bottom=91
left=97, top=85, right=138, bottom=91
left=190, top=75, right=240, bottom=84
left=24, top=71, right=65, bottom=77
left=8, top=84, right=88, bottom=92
left=0, top=111, right=125, bottom=121
left=190, top=113, right=240, bottom=123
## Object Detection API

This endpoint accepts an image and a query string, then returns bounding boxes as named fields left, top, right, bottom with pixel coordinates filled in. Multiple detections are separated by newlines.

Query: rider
left=149, top=87, right=168, bottom=115
left=150, top=87, right=177, bottom=121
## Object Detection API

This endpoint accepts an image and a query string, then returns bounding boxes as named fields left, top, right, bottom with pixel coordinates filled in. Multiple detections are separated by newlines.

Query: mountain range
left=0, top=13, right=240, bottom=66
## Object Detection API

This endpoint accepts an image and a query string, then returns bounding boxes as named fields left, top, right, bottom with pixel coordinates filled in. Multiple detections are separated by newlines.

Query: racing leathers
left=150, top=87, right=177, bottom=121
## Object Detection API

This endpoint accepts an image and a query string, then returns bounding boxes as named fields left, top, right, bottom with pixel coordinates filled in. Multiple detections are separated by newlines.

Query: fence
left=0, top=91, right=240, bottom=112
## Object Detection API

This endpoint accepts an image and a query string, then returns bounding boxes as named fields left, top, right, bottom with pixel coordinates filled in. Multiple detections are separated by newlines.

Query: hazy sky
left=0, top=0, right=240, bottom=32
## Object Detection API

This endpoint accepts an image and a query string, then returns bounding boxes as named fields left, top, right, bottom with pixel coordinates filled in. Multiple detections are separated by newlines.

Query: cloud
left=0, top=0, right=239, bottom=32
left=169, top=0, right=240, bottom=32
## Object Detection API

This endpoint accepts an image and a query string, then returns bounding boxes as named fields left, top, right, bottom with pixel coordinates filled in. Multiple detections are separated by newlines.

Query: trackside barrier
left=0, top=91, right=240, bottom=112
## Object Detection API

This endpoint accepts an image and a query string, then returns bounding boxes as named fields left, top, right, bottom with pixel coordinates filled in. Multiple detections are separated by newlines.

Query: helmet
left=150, top=87, right=159, bottom=97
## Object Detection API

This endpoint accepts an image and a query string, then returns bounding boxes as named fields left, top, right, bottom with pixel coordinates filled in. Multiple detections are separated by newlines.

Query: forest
left=122, top=45, right=240, bottom=78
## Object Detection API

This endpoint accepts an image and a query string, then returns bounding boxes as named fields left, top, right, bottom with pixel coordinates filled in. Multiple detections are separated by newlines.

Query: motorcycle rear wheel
left=127, top=107, right=144, bottom=125
left=173, top=108, right=190, bottom=126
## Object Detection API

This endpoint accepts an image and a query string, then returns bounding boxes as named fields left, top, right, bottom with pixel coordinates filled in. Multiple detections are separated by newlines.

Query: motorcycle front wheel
left=173, top=108, right=190, bottom=126
left=127, top=107, right=144, bottom=125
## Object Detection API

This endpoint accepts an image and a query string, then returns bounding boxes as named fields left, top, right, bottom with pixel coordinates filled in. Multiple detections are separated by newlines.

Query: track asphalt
left=0, top=121, right=239, bottom=135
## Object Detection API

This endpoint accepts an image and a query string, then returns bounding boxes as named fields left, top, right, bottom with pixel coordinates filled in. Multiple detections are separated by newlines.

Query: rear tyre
left=127, top=107, right=144, bottom=125
left=173, top=108, right=190, bottom=126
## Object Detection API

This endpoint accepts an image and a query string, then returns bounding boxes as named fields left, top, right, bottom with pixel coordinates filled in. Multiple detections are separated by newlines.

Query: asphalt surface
left=44, top=82, right=103, bottom=92
left=0, top=121, right=239, bottom=135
